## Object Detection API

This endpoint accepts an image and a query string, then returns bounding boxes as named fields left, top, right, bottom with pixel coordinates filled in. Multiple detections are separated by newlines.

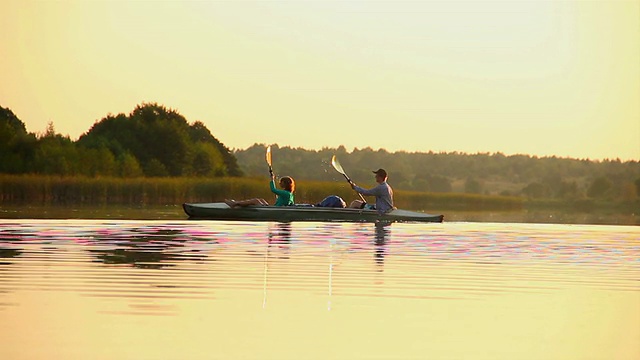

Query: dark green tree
left=31, top=123, right=82, bottom=176
left=189, top=121, right=242, bottom=176
left=556, top=180, right=581, bottom=199
left=464, top=177, right=482, bottom=194
left=587, top=176, right=613, bottom=198
left=191, top=143, right=225, bottom=176
left=426, top=175, right=452, bottom=193
left=522, top=182, right=549, bottom=199
left=145, top=159, right=169, bottom=177
left=78, top=103, right=241, bottom=177
left=119, top=152, right=144, bottom=178
left=0, top=106, right=36, bottom=173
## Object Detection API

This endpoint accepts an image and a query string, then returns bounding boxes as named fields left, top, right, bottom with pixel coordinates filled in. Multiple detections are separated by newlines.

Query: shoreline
left=0, top=174, right=636, bottom=225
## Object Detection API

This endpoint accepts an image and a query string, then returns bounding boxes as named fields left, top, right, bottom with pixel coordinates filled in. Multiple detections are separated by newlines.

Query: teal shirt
left=270, top=180, right=294, bottom=206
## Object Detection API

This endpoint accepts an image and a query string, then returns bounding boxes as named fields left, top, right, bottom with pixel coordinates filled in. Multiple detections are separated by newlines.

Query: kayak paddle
left=266, top=145, right=277, bottom=201
left=331, top=155, right=367, bottom=204
left=266, top=145, right=274, bottom=177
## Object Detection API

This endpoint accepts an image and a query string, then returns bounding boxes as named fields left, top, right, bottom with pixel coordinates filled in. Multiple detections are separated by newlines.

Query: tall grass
left=0, top=174, right=523, bottom=210
left=295, top=180, right=523, bottom=211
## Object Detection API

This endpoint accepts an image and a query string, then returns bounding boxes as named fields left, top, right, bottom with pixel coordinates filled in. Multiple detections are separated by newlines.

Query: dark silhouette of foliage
left=1, top=107, right=27, bottom=134
left=0, top=107, right=36, bottom=174
left=77, top=103, right=240, bottom=177
left=522, top=182, right=549, bottom=199
left=464, top=177, right=483, bottom=194
left=235, top=144, right=640, bottom=201
left=0, top=103, right=242, bottom=178
left=587, top=176, right=613, bottom=199
left=1, top=104, right=638, bottom=204
left=188, top=121, right=242, bottom=176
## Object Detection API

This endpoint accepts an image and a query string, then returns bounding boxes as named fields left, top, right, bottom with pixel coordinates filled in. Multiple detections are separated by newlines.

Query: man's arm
left=353, top=184, right=383, bottom=196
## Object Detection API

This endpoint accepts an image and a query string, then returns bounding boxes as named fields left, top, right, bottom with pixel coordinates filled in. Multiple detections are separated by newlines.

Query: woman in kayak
left=225, top=176, right=295, bottom=207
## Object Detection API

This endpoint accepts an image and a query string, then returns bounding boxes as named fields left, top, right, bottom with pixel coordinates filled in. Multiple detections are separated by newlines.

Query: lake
left=0, top=218, right=638, bottom=360
left=0, top=204, right=637, bottom=225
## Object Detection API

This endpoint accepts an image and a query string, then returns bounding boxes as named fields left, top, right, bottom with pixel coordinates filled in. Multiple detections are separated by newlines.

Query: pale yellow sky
left=1, top=0, right=639, bottom=160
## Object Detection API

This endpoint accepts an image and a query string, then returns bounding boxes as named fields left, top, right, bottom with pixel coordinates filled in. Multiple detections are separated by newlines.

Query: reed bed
left=0, top=174, right=523, bottom=211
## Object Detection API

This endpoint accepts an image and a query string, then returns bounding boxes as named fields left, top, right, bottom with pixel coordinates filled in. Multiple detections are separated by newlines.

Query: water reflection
left=0, top=231, right=23, bottom=268
left=0, top=249, right=21, bottom=267
left=261, top=223, right=288, bottom=309
left=0, top=220, right=638, bottom=360
left=90, top=247, right=175, bottom=269
left=374, top=222, right=390, bottom=268
left=87, top=226, right=208, bottom=269
left=268, top=222, right=292, bottom=245
left=267, top=222, right=292, bottom=259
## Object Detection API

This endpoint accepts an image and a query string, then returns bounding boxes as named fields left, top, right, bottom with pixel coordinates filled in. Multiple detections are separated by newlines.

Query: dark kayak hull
left=183, top=203, right=444, bottom=223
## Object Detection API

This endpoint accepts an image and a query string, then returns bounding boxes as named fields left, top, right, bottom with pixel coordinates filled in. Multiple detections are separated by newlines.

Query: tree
left=130, top=104, right=192, bottom=176
left=119, top=153, right=144, bottom=178
left=0, top=106, right=34, bottom=173
left=145, top=159, right=169, bottom=177
left=78, top=103, right=242, bottom=177
left=2, top=103, right=640, bottom=197
left=44, top=121, right=56, bottom=137
left=30, top=127, right=82, bottom=176
left=587, top=176, right=613, bottom=198
left=464, top=177, right=482, bottom=194
left=427, top=175, right=453, bottom=193
left=191, top=143, right=225, bottom=176
left=620, top=182, right=638, bottom=201
left=189, top=121, right=242, bottom=176
left=556, top=180, right=581, bottom=199
left=522, top=182, right=548, bottom=199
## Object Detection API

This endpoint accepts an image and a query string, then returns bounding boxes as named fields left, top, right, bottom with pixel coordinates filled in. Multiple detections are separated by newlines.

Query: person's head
left=279, top=176, right=295, bottom=192
left=372, top=168, right=387, bottom=183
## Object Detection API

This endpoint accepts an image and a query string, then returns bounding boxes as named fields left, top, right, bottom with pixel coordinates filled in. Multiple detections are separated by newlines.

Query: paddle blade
left=331, top=155, right=346, bottom=175
left=266, top=146, right=272, bottom=167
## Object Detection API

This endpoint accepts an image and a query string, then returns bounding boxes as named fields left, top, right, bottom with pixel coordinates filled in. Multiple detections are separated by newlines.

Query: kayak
left=183, top=202, right=444, bottom=223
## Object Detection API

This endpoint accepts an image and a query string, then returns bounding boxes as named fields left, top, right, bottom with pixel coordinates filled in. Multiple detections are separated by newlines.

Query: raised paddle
left=266, top=145, right=277, bottom=201
left=266, top=145, right=273, bottom=177
left=331, top=155, right=367, bottom=204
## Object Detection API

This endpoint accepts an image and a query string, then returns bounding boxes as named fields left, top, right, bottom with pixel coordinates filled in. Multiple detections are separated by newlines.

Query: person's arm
left=270, top=180, right=290, bottom=197
left=353, top=184, right=383, bottom=196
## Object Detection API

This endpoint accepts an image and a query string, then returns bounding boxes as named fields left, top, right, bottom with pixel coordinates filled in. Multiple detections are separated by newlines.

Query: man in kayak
left=350, top=169, right=395, bottom=214
left=225, top=176, right=295, bottom=207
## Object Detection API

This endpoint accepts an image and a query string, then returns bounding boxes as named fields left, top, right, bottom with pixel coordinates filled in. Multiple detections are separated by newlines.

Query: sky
left=1, top=0, right=639, bottom=160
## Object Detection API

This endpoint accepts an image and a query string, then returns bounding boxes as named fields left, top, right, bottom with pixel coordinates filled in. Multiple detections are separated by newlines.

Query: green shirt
left=270, top=180, right=294, bottom=206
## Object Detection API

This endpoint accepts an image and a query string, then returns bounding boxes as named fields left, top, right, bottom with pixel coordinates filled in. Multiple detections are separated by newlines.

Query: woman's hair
left=279, top=176, right=295, bottom=193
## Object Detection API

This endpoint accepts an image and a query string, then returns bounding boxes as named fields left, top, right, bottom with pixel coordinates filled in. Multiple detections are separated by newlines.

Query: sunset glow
left=2, top=0, right=639, bottom=160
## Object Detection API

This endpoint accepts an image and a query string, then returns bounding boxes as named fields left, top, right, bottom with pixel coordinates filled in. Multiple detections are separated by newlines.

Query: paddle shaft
left=266, top=146, right=276, bottom=201
left=331, top=155, right=367, bottom=205
left=341, top=173, right=367, bottom=204
left=266, top=146, right=273, bottom=177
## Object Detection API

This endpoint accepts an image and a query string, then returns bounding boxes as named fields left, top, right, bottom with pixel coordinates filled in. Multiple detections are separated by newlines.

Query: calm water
left=0, top=219, right=638, bottom=360
left=0, top=204, right=637, bottom=225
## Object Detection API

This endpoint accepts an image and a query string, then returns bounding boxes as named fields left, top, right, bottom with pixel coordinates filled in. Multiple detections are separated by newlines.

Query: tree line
left=2, top=103, right=639, bottom=202
left=235, top=144, right=640, bottom=202
left=0, top=103, right=242, bottom=178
